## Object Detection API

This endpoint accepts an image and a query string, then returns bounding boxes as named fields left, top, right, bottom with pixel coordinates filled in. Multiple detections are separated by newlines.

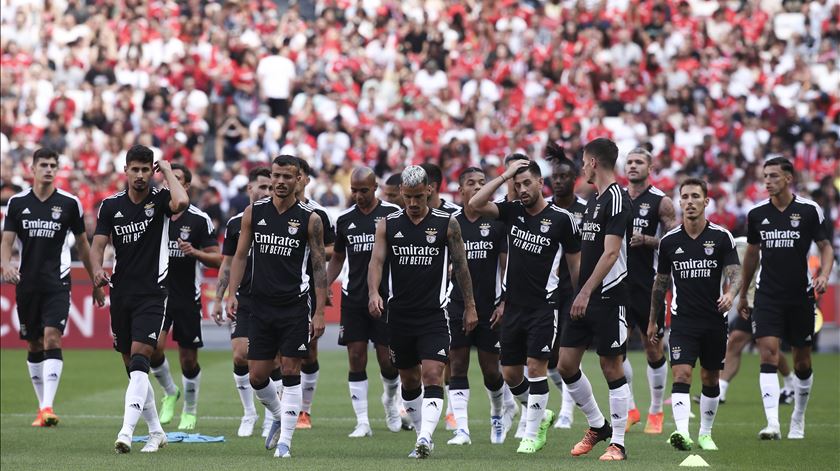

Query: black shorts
left=626, top=283, right=652, bottom=331
left=248, top=298, right=311, bottom=361
left=15, top=288, right=70, bottom=341
left=389, top=327, right=450, bottom=370
left=267, top=98, right=289, bottom=118
left=163, top=299, right=203, bottom=349
left=230, top=295, right=252, bottom=339
left=560, top=303, right=628, bottom=356
left=729, top=308, right=753, bottom=334
left=548, top=295, right=573, bottom=369
left=448, top=301, right=499, bottom=354
left=110, top=293, right=168, bottom=354
left=338, top=304, right=389, bottom=346
left=752, top=292, right=816, bottom=347
left=669, top=319, right=728, bottom=370
left=500, top=302, right=558, bottom=366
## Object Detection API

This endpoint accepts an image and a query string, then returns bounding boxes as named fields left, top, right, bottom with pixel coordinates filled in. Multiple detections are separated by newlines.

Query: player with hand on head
left=1, top=147, right=106, bottom=427
left=740, top=157, right=834, bottom=440
left=225, top=155, right=328, bottom=459
left=368, top=165, right=476, bottom=459
left=469, top=158, right=581, bottom=455
left=211, top=167, right=272, bottom=437
left=90, top=145, right=190, bottom=453
left=149, top=164, right=221, bottom=431
left=649, top=178, right=741, bottom=452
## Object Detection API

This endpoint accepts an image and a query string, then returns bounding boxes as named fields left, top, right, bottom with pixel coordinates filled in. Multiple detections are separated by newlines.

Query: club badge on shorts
left=479, top=223, right=491, bottom=237
left=703, top=240, right=715, bottom=256
left=425, top=227, right=437, bottom=244
left=51, top=206, right=62, bottom=220
left=288, top=219, right=300, bottom=235
left=671, top=345, right=681, bottom=360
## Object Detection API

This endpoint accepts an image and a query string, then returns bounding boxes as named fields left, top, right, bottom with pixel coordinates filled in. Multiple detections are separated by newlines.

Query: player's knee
left=347, top=348, right=366, bottom=370
left=794, top=360, right=811, bottom=376
left=421, top=368, right=442, bottom=386
left=233, top=351, right=248, bottom=367
left=301, top=360, right=319, bottom=374
left=599, top=355, right=624, bottom=379
left=672, top=369, right=692, bottom=385
left=128, top=354, right=150, bottom=374
left=27, top=340, right=44, bottom=353
left=557, top=361, right=578, bottom=379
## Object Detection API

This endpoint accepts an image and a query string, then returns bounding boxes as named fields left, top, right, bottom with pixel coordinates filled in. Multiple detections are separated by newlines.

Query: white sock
left=234, top=373, right=256, bottom=416
left=381, top=374, right=400, bottom=401
left=622, top=359, right=637, bottom=410
left=609, top=383, right=630, bottom=446
left=560, top=382, right=575, bottom=420
left=719, top=379, right=730, bottom=403
left=301, top=371, right=319, bottom=414
left=254, top=381, right=282, bottom=420
left=279, top=383, right=302, bottom=447
left=420, top=396, right=444, bottom=441
left=448, top=387, right=470, bottom=432
left=759, top=372, right=780, bottom=428
left=486, top=384, right=504, bottom=417
left=564, top=371, right=605, bottom=428
left=444, top=385, right=453, bottom=416
left=151, top=358, right=178, bottom=396
left=699, top=394, right=719, bottom=436
left=782, top=372, right=795, bottom=393
left=647, top=361, right=668, bottom=413
left=349, top=380, right=369, bottom=425
left=42, top=358, right=63, bottom=409
left=792, top=372, right=813, bottom=422
left=182, top=371, right=201, bottom=415
left=272, top=377, right=283, bottom=398
left=120, top=371, right=150, bottom=437
left=502, top=383, right=517, bottom=410
left=672, top=392, right=691, bottom=435
left=525, top=377, right=549, bottom=440
left=142, top=382, right=164, bottom=434
left=402, top=390, right=423, bottom=433
left=547, top=369, right=564, bottom=392
left=27, top=361, right=45, bottom=409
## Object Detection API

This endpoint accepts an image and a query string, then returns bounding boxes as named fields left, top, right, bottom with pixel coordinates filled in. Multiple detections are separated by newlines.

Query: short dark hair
left=126, top=145, right=154, bottom=166
left=763, top=156, right=794, bottom=175
left=504, top=153, right=529, bottom=166
left=249, top=166, right=271, bottom=181
left=32, top=147, right=59, bottom=164
left=272, top=155, right=301, bottom=172
left=170, top=163, right=191, bottom=183
left=583, top=138, right=619, bottom=169
left=679, top=177, right=708, bottom=197
left=515, top=161, right=543, bottom=179
left=295, top=157, right=315, bottom=177
left=419, top=163, right=442, bottom=190
left=458, top=167, right=484, bottom=185
left=385, top=174, right=402, bottom=186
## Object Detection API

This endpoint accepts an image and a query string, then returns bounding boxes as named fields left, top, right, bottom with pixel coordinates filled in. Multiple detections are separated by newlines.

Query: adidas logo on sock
left=298, top=344, right=307, bottom=351
left=148, top=332, right=157, bottom=340
left=454, top=392, right=465, bottom=397
left=541, top=345, right=551, bottom=353
left=653, top=386, right=664, bottom=390
left=285, top=410, right=298, bottom=416
left=437, top=349, right=446, bottom=356
left=406, top=408, right=416, bottom=413
left=704, top=410, right=715, bottom=416
left=31, top=376, right=40, bottom=380
left=237, top=386, right=248, bottom=390
left=426, top=402, right=440, bottom=409
left=611, top=413, right=620, bottom=419
left=675, top=401, right=684, bottom=407
left=130, top=403, right=142, bottom=410
left=529, top=403, right=542, bottom=410
left=48, top=373, right=58, bottom=380
left=187, top=388, right=196, bottom=393
left=22, top=208, right=31, bottom=214
left=395, top=231, right=404, bottom=238
left=675, top=247, right=684, bottom=254
left=257, top=219, right=267, bottom=226
left=762, top=393, right=771, bottom=398
left=348, top=223, right=356, bottom=229
left=611, top=341, right=620, bottom=348
left=351, top=395, right=359, bottom=400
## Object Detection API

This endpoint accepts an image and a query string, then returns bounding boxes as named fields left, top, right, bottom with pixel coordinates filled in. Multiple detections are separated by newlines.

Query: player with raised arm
left=149, top=164, right=221, bottom=430
left=623, top=147, right=678, bottom=433
left=445, top=167, right=516, bottom=446
left=90, top=145, right=190, bottom=453
left=557, top=138, right=633, bottom=461
left=739, top=157, right=834, bottom=440
left=212, top=167, right=272, bottom=437
left=225, top=155, right=327, bottom=459
left=368, top=165, right=477, bottom=459
left=648, top=178, right=741, bottom=452
left=469, top=159, right=581, bottom=455
left=1, top=147, right=105, bottom=427
left=327, top=167, right=403, bottom=438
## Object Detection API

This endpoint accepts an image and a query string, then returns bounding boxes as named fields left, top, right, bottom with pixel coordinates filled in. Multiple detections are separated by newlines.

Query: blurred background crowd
left=1, top=0, right=838, bottom=254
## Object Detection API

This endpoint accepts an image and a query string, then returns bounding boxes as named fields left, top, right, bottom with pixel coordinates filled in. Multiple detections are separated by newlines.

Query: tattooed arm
left=448, top=216, right=478, bottom=333
left=718, top=264, right=742, bottom=313
left=647, top=272, right=671, bottom=344
left=308, top=213, right=327, bottom=339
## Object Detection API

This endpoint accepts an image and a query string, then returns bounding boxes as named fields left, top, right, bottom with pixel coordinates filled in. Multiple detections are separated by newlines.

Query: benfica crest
left=179, top=226, right=191, bottom=241
left=703, top=240, right=715, bottom=256
left=790, top=213, right=801, bottom=228
left=426, top=227, right=438, bottom=244
left=638, top=202, right=650, bottom=217
left=540, top=218, right=552, bottom=233
left=479, top=223, right=491, bottom=238
left=671, top=345, right=681, bottom=360
left=51, top=206, right=62, bottom=220
left=144, top=202, right=155, bottom=217
left=288, top=219, right=301, bottom=235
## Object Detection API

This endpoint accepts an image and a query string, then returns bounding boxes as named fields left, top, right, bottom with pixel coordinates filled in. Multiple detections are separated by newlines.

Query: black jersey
left=497, top=201, right=580, bottom=308
left=746, top=196, right=828, bottom=298
left=222, top=212, right=254, bottom=296
left=300, top=200, right=335, bottom=300
left=579, top=183, right=632, bottom=306
left=334, top=200, right=401, bottom=308
left=552, top=195, right=587, bottom=299
left=248, top=198, right=313, bottom=307
left=627, top=185, right=667, bottom=292
left=658, top=222, right=739, bottom=323
left=3, top=188, right=85, bottom=292
left=385, top=208, right=452, bottom=320
left=95, top=188, right=173, bottom=295
left=450, top=212, right=507, bottom=315
left=167, top=205, right=217, bottom=302
left=438, top=199, right=462, bottom=215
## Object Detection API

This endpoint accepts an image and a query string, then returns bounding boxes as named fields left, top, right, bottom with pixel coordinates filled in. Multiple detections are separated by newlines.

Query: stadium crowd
left=0, top=0, right=838, bottom=252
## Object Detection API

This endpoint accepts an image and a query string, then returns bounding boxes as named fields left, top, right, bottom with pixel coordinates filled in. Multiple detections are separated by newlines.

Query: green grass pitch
left=1, top=349, right=838, bottom=470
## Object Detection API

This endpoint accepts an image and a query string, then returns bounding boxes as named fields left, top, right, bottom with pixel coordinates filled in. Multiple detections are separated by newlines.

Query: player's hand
left=490, top=301, right=505, bottom=329
left=154, top=159, right=172, bottom=174
left=813, top=274, right=828, bottom=294
left=368, top=293, right=384, bottom=319
left=310, top=312, right=326, bottom=339
left=226, top=295, right=239, bottom=319
left=570, top=290, right=590, bottom=320
left=178, top=239, right=196, bottom=257
left=212, top=300, right=225, bottom=325
left=647, top=321, right=660, bottom=345
left=502, top=159, right=530, bottom=180
left=93, top=269, right=110, bottom=288
left=629, top=233, right=646, bottom=248
left=92, top=286, right=106, bottom=307
left=463, top=304, right=478, bottom=334
left=717, top=292, right=734, bottom=313
left=2, top=266, right=20, bottom=284
left=737, top=296, right=750, bottom=320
